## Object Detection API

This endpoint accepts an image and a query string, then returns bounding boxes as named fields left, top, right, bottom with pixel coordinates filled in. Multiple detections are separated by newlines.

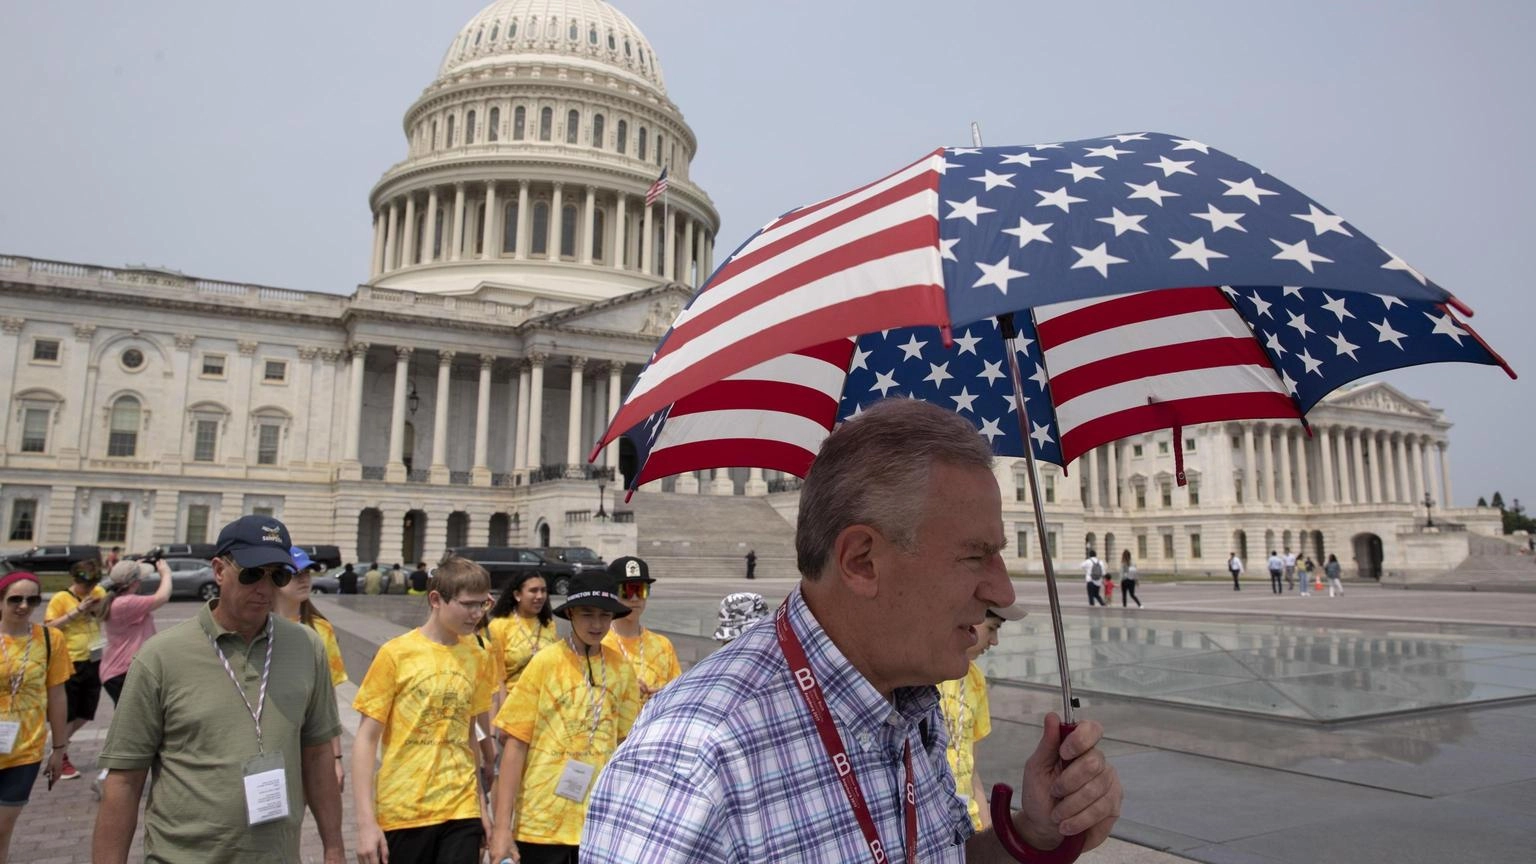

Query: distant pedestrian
left=408, top=562, right=430, bottom=595
left=1325, top=554, right=1344, bottom=597
left=1081, top=550, right=1106, bottom=606
left=1120, top=550, right=1143, bottom=608
left=386, top=564, right=403, bottom=595
left=1228, top=552, right=1243, bottom=591
left=1267, top=550, right=1284, bottom=595
left=0, top=571, right=73, bottom=859
left=1283, top=549, right=1298, bottom=591
left=744, top=549, right=756, bottom=580
left=103, top=546, right=121, bottom=571
left=339, top=563, right=359, bottom=595
left=364, top=564, right=383, bottom=595
left=1299, top=558, right=1315, bottom=597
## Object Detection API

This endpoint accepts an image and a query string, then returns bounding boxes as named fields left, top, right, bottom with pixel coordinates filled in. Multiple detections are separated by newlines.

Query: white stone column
left=605, top=363, right=622, bottom=469
left=1365, top=429, right=1383, bottom=504
left=664, top=206, right=677, bottom=281
left=515, top=181, right=530, bottom=261
left=1084, top=447, right=1099, bottom=509
left=1318, top=425, right=1335, bottom=505
left=450, top=183, right=466, bottom=262
left=1260, top=425, right=1276, bottom=505
left=481, top=182, right=498, bottom=261
left=642, top=202, right=655, bottom=274
left=705, top=233, right=714, bottom=280
left=514, top=362, right=531, bottom=473
left=1386, top=435, right=1402, bottom=503
left=590, top=369, right=608, bottom=465
left=565, top=356, right=586, bottom=466
left=675, top=471, right=700, bottom=493
left=708, top=467, right=735, bottom=496
left=383, top=202, right=400, bottom=272
left=343, top=343, right=368, bottom=472
left=1350, top=429, right=1367, bottom=507
left=1438, top=442, right=1452, bottom=507
left=473, top=354, right=494, bottom=485
left=430, top=350, right=454, bottom=482
left=370, top=211, right=384, bottom=278
left=745, top=466, right=767, bottom=496
left=1296, top=429, right=1311, bottom=505
left=1276, top=428, right=1292, bottom=506
left=1105, top=442, right=1120, bottom=509
left=682, top=215, right=696, bottom=286
left=1391, top=435, right=1408, bottom=504
left=1241, top=424, right=1256, bottom=504
left=581, top=186, right=596, bottom=265
left=1408, top=436, right=1424, bottom=505
left=527, top=353, right=546, bottom=471
left=550, top=183, right=564, bottom=260
left=386, top=346, right=412, bottom=483
left=401, top=194, right=417, bottom=266
left=423, top=188, right=440, bottom=264
left=1424, top=438, right=1442, bottom=506
left=613, top=195, right=628, bottom=271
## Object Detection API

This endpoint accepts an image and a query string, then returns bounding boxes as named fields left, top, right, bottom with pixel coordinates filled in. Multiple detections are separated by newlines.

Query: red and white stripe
left=1035, top=286, right=1299, bottom=464
left=598, top=150, right=951, bottom=450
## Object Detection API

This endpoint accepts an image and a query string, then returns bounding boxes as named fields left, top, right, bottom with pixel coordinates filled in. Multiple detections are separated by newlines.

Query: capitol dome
left=440, top=0, right=666, bottom=94
left=364, top=0, right=718, bottom=303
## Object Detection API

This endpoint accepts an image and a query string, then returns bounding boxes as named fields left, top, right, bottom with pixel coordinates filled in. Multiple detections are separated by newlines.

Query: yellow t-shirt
left=494, top=639, right=640, bottom=846
left=488, top=614, right=557, bottom=687
left=45, top=586, right=107, bottom=662
left=307, top=616, right=348, bottom=686
left=601, top=627, right=682, bottom=701
left=0, top=626, right=74, bottom=769
left=938, top=661, right=992, bottom=830
left=353, top=629, right=496, bottom=831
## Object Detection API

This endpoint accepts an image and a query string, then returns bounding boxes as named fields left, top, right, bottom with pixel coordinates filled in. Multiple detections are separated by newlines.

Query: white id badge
left=242, top=752, right=291, bottom=826
left=554, top=758, right=596, bottom=802
left=0, top=720, right=19, bottom=754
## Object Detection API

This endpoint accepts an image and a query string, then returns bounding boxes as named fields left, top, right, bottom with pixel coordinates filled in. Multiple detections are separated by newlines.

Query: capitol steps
left=629, top=491, right=798, bottom=579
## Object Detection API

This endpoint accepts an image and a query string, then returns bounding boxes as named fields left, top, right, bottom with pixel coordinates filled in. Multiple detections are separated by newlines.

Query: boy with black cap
left=488, top=570, right=640, bottom=864
left=601, top=556, right=681, bottom=703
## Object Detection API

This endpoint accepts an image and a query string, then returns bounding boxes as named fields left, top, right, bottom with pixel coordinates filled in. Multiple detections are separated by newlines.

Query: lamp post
left=1423, top=492, right=1435, bottom=528
left=595, top=482, right=609, bottom=521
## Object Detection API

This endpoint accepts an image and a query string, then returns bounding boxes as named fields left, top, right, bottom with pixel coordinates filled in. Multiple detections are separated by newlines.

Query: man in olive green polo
left=92, top=515, right=346, bottom=864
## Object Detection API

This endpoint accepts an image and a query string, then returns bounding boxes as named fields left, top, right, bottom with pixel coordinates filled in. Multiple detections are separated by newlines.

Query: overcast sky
left=1, top=0, right=1530, bottom=508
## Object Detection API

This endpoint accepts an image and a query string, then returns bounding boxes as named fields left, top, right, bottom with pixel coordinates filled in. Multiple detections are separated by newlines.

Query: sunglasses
left=226, top=561, right=294, bottom=587
left=4, top=595, right=43, bottom=608
left=619, top=581, right=650, bottom=601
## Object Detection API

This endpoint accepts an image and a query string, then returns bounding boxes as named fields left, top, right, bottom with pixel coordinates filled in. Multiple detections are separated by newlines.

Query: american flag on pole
left=645, top=167, right=669, bottom=206
left=597, top=133, right=1511, bottom=489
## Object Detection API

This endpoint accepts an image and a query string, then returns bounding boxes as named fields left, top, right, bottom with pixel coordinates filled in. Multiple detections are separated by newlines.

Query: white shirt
left=1080, top=558, right=1103, bottom=583
left=1228, top=556, right=1243, bottom=574
left=1283, top=553, right=1297, bottom=569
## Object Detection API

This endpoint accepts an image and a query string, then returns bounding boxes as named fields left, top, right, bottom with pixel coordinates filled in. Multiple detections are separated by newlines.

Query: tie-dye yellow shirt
left=494, top=639, right=640, bottom=846
left=601, top=627, right=682, bottom=701
left=307, top=616, right=348, bottom=686
left=0, top=625, right=73, bottom=770
left=45, top=586, right=107, bottom=661
left=938, top=661, right=992, bottom=830
left=353, top=629, right=495, bottom=831
left=488, top=614, right=557, bottom=687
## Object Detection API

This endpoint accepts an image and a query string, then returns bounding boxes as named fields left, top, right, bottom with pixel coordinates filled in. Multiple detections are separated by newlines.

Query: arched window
left=446, top=114, right=456, bottom=147
left=466, top=109, right=477, bottom=144
left=488, top=107, right=500, bottom=142
left=546, top=17, right=557, bottom=38
left=568, top=20, right=578, bottom=41
left=592, top=113, right=605, bottom=148
left=607, top=30, right=615, bottom=51
left=108, top=396, right=141, bottom=457
left=638, top=126, right=647, bottom=161
left=589, top=25, right=598, bottom=45
left=430, top=119, right=437, bottom=150
left=502, top=201, right=519, bottom=253
left=472, top=202, right=485, bottom=255
left=490, top=23, right=499, bottom=42
left=566, top=109, right=579, bottom=144
left=531, top=201, right=550, bottom=255
left=624, top=38, right=631, bottom=57
left=509, top=20, right=517, bottom=39
left=539, top=107, right=552, bottom=141
left=591, top=208, right=606, bottom=262
left=513, top=106, right=525, bottom=140
left=474, top=27, right=483, bottom=47
left=414, top=211, right=426, bottom=263
left=656, top=132, right=664, bottom=165
left=433, top=207, right=445, bottom=258
left=560, top=204, right=578, bottom=258
left=616, top=119, right=627, bottom=154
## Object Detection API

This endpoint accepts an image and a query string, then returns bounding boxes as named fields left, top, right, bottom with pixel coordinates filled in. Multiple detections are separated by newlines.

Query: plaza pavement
left=24, top=574, right=1536, bottom=862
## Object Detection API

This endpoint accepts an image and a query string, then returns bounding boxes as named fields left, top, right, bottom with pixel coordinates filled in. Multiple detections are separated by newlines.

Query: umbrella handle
left=989, top=722, right=1088, bottom=864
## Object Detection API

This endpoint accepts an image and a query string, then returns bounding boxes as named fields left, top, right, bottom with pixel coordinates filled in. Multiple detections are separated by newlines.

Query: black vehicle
left=443, top=546, right=578, bottom=595
left=142, top=543, right=218, bottom=562
left=0, top=544, right=102, bottom=575
left=546, top=546, right=607, bottom=576
left=293, top=544, right=342, bottom=569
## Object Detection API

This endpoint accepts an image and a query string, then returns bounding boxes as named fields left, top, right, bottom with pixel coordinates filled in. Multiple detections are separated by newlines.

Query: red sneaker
left=59, top=753, right=80, bottom=780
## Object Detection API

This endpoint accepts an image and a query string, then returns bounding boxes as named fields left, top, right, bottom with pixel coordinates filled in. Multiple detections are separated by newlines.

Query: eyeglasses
left=619, top=581, right=650, bottom=601
left=3, top=596, right=42, bottom=608
left=227, top=562, right=294, bottom=587
left=445, top=596, right=492, bottom=613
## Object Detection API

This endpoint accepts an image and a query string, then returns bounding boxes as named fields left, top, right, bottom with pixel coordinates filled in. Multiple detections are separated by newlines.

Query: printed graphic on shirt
left=601, top=628, right=682, bottom=701
left=45, top=586, right=107, bottom=661
left=0, top=627, right=74, bottom=769
left=938, top=661, right=992, bottom=830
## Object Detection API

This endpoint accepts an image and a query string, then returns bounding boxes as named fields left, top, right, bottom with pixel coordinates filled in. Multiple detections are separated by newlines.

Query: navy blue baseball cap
left=215, top=515, right=296, bottom=571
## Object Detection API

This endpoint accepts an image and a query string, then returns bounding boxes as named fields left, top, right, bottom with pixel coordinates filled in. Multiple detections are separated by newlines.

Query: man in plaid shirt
left=582, top=400, right=1121, bottom=862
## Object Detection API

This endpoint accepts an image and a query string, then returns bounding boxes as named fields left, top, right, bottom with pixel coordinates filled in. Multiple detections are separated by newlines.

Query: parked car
left=135, top=558, right=220, bottom=601
left=141, top=543, right=218, bottom=562
left=0, top=545, right=102, bottom=575
left=443, top=547, right=577, bottom=595
left=546, top=546, right=607, bottom=577
left=293, top=544, right=342, bottom=570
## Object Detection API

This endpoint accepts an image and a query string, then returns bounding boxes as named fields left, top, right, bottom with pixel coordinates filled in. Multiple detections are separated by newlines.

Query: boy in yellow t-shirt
left=939, top=602, right=1026, bottom=831
left=489, top=570, right=640, bottom=864
left=352, top=557, right=497, bottom=864
left=600, top=557, right=681, bottom=703
left=42, top=561, right=106, bottom=780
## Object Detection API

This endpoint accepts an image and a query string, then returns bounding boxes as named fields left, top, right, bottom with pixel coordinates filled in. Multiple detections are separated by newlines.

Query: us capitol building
left=0, top=0, right=1497, bottom=576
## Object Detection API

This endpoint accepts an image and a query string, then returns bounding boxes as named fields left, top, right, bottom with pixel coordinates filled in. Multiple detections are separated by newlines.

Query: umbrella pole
left=997, top=314, right=1077, bottom=725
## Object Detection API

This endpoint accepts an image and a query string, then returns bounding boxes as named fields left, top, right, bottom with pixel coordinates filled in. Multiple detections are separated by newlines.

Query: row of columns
left=369, top=180, right=715, bottom=284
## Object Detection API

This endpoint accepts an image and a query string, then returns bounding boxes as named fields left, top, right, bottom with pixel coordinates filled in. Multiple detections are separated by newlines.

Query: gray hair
left=796, top=399, right=995, bottom=579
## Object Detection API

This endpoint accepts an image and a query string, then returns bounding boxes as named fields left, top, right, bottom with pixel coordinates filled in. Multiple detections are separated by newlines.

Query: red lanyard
left=777, top=601, right=918, bottom=864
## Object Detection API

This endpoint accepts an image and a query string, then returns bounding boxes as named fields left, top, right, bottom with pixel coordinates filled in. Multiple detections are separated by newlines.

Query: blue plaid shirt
left=582, top=588, right=974, bottom=862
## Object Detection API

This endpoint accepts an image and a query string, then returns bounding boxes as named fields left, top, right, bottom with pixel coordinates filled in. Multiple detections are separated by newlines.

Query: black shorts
left=516, top=842, right=579, bottom=864
left=0, top=762, right=41, bottom=807
left=103, top=672, right=128, bottom=706
left=386, top=818, right=483, bottom=864
left=64, top=659, right=102, bottom=723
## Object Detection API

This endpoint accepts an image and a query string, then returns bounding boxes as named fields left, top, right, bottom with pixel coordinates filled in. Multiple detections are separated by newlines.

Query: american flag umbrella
left=591, top=131, right=1513, bottom=857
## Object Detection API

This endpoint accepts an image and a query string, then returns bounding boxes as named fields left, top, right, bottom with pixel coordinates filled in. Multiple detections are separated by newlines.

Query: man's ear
left=831, top=524, right=883, bottom=600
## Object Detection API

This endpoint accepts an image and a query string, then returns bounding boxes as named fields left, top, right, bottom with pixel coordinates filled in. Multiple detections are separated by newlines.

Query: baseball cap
left=289, top=547, right=324, bottom=572
left=104, top=560, right=154, bottom=590
left=553, top=571, right=631, bottom=620
left=988, top=603, right=1028, bottom=621
left=215, top=515, right=296, bottom=571
left=606, top=556, right=654, bottom=584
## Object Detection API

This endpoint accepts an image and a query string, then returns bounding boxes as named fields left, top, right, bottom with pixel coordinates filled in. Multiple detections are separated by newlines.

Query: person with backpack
left=1324, top=554, right=1345, bottom=597
left=1081, top=550, right=1107, bottom=606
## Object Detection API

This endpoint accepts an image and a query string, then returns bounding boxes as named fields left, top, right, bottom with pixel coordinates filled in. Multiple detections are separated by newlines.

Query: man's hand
left=1013, top=714, right=1122, bottom=852
left=356, top=819, right=389, bottom=864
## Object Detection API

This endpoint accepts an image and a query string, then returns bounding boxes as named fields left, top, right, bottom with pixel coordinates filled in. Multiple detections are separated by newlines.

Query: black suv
left=546, top=546, right=607, bottom=577
left=140, top=543, right=218, bottom=562
left=1, top=545, right=102, bottom=575
left=443, top=547, right=578, bottom=595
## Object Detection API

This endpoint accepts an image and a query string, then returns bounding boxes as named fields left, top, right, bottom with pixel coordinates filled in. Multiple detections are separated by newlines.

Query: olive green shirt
left=99, top=602, right=342, bottom=864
